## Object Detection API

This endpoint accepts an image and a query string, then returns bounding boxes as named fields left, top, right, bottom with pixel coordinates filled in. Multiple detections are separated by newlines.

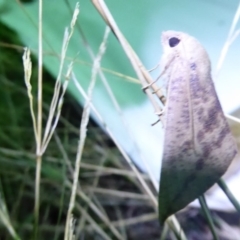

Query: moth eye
left=169, top=37, right=180, bottom=47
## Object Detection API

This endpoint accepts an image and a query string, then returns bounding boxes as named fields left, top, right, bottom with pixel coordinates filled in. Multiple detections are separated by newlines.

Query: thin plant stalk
left=64, top=27, right=110, bottom=240
left=66, top=180, right=124, bottom=240
left=90, top=1, right=188, bottom=238
left=22, top=48, right=37, bottom=143
left=40, top=62, right=73, bottom=154
left=166, top=216, right=187, bottom=240
left=216, top=0, right=240, bottom=75
left=76, top=155, right=107, bottom=236
left=199, top=195, right=219, bottom=240
left=76, top=205, right=112, bottom=240
left=0, top=208, right=21, bottom=240
left=218, top=178, right=240, bottom=213
left=0, top=182, right=21, bottom=240
left=41, top=3, right=79, bottom=152
left=160, top=223, right=169, bottom=240
left=225, top=113, right=240, bottom=124
left=21, top=2, right=79, bottom=238
left=34, top=0, right=43, bottom=238
left=65, top=0, right=159, bottom=191
left=72, top=73, right=158, bottom=208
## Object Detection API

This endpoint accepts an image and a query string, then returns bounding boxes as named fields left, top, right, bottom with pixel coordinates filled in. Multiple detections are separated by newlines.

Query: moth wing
left=158, top=48, right=237, bottom=223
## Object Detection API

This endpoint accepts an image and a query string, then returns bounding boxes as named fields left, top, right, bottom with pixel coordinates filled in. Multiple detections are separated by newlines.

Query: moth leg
left=151, top=119, right=160, bottom=126
left=142, top=63, right=169, bottom=92
left=151, top=109, right=165, bottom=126
left=155, top=109, right=165, bottom=117
left=142, top=74, right=163, bottom=92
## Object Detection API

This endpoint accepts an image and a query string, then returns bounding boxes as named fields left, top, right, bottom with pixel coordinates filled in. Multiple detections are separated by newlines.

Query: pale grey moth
left=158, top=31, right=238, bottom=223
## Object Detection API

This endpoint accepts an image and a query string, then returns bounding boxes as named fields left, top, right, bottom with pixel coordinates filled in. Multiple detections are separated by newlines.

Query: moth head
left=161, top=31, right=188, bottom=56
left=161, top=31, right=211, bottom=75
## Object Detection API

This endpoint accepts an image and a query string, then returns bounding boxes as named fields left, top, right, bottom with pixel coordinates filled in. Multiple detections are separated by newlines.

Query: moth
left=158, top=31, right=238, bottom=223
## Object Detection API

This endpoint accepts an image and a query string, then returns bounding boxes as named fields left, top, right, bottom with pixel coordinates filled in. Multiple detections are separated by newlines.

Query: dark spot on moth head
left=169, top=37, right=180, bottom=47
